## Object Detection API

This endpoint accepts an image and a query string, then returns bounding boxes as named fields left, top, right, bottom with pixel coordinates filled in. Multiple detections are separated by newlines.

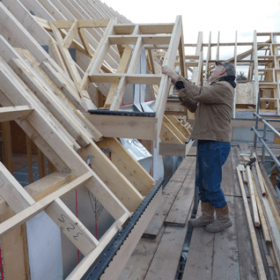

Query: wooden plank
left=104, top=45, right=133, bottom=109
left=8, top=60, right=79, bottom=151
left=1, top=122, right=13, bottom=174
left=89, top=73, right=162, bottom=85
left=0, top=164, right=99, bottom=256
left=50, top=22, right=95, bottom=106
left=164, top=161, right=195, bottom=226
left=84, top=113, right=157, bottom=140
left=10, top=58, right=90, bottom=149
left=211, top=196, right=240, bottom=280
left=52, top=19, right=110, bottom=29
left=182, top=202, right=214, bottom=280
left=204, top=32, right=212, bottom=85
left=110, top=34, right=144, bottom=110
left=100, top=187, right=162, bottom=280
left=160, top=121, right=183, bottom=144
left=143, top=182, right=184, bottom=239
left=246, top=166, right=261, bottom=227
left=154, top=16, right=183, bottom=147
left=66, top=212, right=130, bottom=279
left=74, top=109, right=102, bottom=142
left=183, top=196, right=240, bottom=280
left=49, top=37, right=69, bottom=75
left=178, top=27, right=187, bottom=78
left=230, top=147, right=242, bottom=197
left=237, top=166, right=267, bottom=280
left=0, top=209, right=30, bottom=280
left=234, top=196, right=258, bottom=279
left=78, top=27, right=93, bottom=56
left=166, top=115, right=190, bottom=138
left=162, top=115, right=187, bottom=143
left=108, top=35, right=171, bottom=45
left=0, top=162, right=35, bottom=212
left=144, top=201, right=193, bottom=280
left=143, top=157, right=195, bottom=238
left=253, top=31, right=260, bottom=106
left=39, top=62, right=85, bottom=112
left=44, top=198, right=98, bottom=256
left=0, top=172, right=76, bottom=215
left=62, top=20, right=78, bottom=49
left=78, top=143, right=144, bottom=213
left=85, top=18, right=117, bottom=85
left=233, top=31, right=237, bottom=117
left=0, top=106, right=33, bottom=122
left=148, top=48, right=156, bottom=74
left=253, top=153, right=266, bottom=196
left=170, top=157, right=195, bottom=182
left=259, top=163, right=280, bottom=231
left=96, top=138, right=155, bottom=196
left=117, top=226, right=166, bottom=280
left=256, top=173, right=280, bottom=275
left=26, top=134, right=34, bottom=184
left=37, top=147, right=47, bottom=179
left=80, top=17, right=116, bottom=90
left=0, top=172, right=92, bottom=238
left=251, top=167, right=272, bottom=244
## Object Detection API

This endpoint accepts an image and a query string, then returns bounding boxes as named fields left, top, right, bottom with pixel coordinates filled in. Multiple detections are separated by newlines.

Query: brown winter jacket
left=175, top=76, right=234, bottom=142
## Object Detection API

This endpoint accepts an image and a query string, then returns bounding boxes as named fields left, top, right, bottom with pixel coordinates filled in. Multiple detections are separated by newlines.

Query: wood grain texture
left=143, top=157, right=195, bottom=238
left=144, top=202, right=192, bottom=280
left=164, top=160, right=195, bottom=226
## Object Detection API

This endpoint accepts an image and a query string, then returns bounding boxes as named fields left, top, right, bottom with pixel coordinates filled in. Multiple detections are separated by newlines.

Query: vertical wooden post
left=37, top=147, right=47, bottom=179
left=253, top=30, right=260, bottom=107
left=1, top=122, right=14, bottom=174
left=26, top=134, right=33, bottom=184
left=216, top=31, right=220, bottom=60
left=48, top=159, right=56, bottom=174
left=233, top=31, right=238, bottom=118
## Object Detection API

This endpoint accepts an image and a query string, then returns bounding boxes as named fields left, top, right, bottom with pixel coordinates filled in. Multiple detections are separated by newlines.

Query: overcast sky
left=103, top=0, right=280, bottom=74
left=103, top=0, right=280, bottom=46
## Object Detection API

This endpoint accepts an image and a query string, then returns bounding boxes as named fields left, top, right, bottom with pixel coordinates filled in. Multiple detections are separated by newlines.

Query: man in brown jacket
left=162, top=62, right=235, bottom=233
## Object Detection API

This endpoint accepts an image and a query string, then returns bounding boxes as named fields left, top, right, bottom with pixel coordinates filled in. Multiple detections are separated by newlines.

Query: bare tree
left=236, top=71, right=247, bottom=80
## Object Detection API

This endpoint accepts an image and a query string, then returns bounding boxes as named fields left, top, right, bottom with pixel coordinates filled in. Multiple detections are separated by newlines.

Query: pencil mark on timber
left=73, top=232, right=84, bottom=241
left=67, top=223, right=76, bottom=232
left=58, top=214, right=69, bottom=223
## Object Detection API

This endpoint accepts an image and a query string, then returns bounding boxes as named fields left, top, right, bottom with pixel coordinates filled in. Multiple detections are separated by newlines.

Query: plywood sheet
left=236, top=82, right=254, bottom=105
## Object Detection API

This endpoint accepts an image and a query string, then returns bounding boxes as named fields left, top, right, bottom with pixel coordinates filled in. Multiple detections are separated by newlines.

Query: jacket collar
left=210, top=76, right=236, bottom=88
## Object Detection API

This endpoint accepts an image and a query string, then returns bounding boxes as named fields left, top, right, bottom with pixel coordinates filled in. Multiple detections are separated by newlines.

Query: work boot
left=189, top=202, right=214, bottom=227
left=205, top=204, right=232, bottom=233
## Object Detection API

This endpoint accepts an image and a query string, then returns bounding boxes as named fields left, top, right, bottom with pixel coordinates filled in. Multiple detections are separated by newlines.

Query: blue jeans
left=195, top=140, right=231, bottom=208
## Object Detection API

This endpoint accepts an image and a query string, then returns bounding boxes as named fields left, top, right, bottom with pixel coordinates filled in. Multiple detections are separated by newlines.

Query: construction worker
left=162, top=61, right=236, bottom=233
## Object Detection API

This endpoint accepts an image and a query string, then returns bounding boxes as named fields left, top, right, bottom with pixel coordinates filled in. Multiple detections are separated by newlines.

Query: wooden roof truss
left=0, top=34, right=158, bottom=280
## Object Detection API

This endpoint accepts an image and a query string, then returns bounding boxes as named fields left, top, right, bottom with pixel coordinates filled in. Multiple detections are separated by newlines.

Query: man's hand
left=161, top=66, right=179, bottom=82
